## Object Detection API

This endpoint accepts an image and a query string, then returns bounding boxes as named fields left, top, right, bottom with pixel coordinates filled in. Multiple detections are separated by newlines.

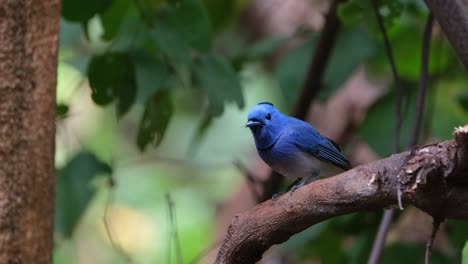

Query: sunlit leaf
left=369, top=25, right=451, bottom=81
left=62, top=0, right=112, bottom=23
left=338, top=0, right=405, bottom=33
left=193, top=53, right=244, bottom=116
left=137, top=90, right=173, bottom=151
left=55, top=152, right=112, bottom=238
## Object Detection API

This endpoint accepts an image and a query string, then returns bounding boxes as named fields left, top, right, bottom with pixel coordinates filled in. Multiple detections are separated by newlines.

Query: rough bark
left=215, top=126, right=468, bottom=264
left=0, top=0, right=60, bottom=263
left=424, top=0, right=468, bottom=69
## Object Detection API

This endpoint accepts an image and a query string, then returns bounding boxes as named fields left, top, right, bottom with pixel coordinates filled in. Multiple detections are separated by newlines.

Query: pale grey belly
left=259, top=149, right=343, bottom=180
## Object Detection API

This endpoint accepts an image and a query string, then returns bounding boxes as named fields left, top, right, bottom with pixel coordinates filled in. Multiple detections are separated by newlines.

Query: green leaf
left=338, top=0, right=404, bottom=33
left=153, top=0, right=212, bottom=62
left=274, top=29, right=377, bottom=108
left=172, top=0, right=213, bottom=51
left=132, top=52, right=170, bottom=102
left=56, top=103, right=69, bottom=120
left=137, top=90, right=173, bottom=151
left=359, top=87, right=416, bottom=157
left=98, top=0, right=130, bottom=41
left=193, top=53, right=244, bottom=116
left=463, top=241, right=468, bottom=264
left=188, top=113, right=213, bottom=154
left=55, top=152, right=112, bottom=238
left=153, top=7, right=191, bottom=64
left=323, top=28, right=377, bottom=98
left=457, top=90, right=468, bottom=112
left=87, top=52, right=137, bottom=117
left=202, top=0, right=234, bottom=30
left=62, top=0, right=112, bottom=23
left=431, top=81, right=468, bottom=139
left=369, top=24, right=451, bottom=81
left=274, top=37, right=316, bottom=107
left=245, top=35, right=290, bottom=59
left=447, top=220, right=468, bottom=254
left=381, top=244, right=450, bottom=264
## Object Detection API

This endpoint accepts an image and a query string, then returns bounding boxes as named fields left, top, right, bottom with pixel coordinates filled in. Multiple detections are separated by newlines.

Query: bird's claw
left=272, top=191, right=286, bottom=200
left=290, top=185, right=300, bottom=192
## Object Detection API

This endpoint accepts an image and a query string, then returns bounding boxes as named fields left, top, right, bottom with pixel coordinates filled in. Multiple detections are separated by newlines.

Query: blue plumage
left=246, top=102, right=351, bottom=191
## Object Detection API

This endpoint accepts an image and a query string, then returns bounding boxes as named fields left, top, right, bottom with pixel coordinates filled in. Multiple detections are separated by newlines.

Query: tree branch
left=215, top=125, right=468, bottom=264
left=424, top=0, right=468, bottom=69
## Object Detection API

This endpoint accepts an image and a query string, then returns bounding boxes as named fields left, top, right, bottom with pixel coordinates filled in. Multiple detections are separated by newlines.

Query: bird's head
left=246, top=102, right=286, bottom=150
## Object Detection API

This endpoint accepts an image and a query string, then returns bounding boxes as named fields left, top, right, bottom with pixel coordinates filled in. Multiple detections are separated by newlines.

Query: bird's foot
left=288, top=176, right=317, bottom=194
left=288, top=182, right=305, bottom=195
left=272, top=191, right=286, bottom=200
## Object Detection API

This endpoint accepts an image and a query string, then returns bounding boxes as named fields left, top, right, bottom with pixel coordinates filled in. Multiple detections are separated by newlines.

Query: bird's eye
left=265, top=113, right=271, bottom=120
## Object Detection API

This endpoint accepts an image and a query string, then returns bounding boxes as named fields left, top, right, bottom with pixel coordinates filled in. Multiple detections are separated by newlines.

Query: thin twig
left=368, top=0, right=406, bottom=262
left=233, top=160, right=262, bottom=202
left=261, top=0, right=345, bottom=202
left=367, top=209, right=394, bottom=264
left=103, top=177, right=135, bottom=263
left=425, top=217, right=443, bottom=264
left=166, top=193, right=184, bottom=264
left=408, top=14, right=434, bottom=147
left=370, top=0, right=403, bottom=154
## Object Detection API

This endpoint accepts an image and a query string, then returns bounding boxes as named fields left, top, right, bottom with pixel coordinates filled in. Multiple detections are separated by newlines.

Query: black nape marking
left=257, top=102, right=274, bottom=106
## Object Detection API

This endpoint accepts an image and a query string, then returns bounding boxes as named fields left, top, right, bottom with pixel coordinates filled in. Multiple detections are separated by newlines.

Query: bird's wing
left=314, top=142, right=351, bottom=171
left=288, top=120, right=351, bottom=171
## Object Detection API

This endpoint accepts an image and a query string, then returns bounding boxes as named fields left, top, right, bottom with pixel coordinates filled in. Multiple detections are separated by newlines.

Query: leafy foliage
left=463, top=241, right=468, bottom=264
left=137, top=89, right=173, bottom=151
left=193, top=53, right=244, bottom=116
left=275, top=28, right=377, bottom=107
left=56, top=0, right=468, bottom=263
left=62, top=0, right=112, bottom=22
left=338, top=0, right=405, bottom=33
left=87, top=52, right=137, bottom=117
left=56, top=103, right=69, bottom=120
left=55, top=152, right=112, bottom=238
left=78, top=0, right=245, bottom=151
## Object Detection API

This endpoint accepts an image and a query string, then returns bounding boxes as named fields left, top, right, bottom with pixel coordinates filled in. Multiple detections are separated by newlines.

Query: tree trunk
left=0, top=0, right=60, bottom=263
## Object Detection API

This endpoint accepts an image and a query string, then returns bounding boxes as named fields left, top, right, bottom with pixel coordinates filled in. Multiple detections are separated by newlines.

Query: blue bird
left=246, top=102, right=351, bottom=192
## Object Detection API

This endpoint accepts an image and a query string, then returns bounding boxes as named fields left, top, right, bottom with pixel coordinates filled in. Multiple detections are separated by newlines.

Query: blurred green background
left=54, top=0, right=468, bottom=263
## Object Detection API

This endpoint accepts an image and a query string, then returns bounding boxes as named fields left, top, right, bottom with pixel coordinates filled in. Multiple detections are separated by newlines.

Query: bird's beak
left=246, top=120, right=263, bottom=128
